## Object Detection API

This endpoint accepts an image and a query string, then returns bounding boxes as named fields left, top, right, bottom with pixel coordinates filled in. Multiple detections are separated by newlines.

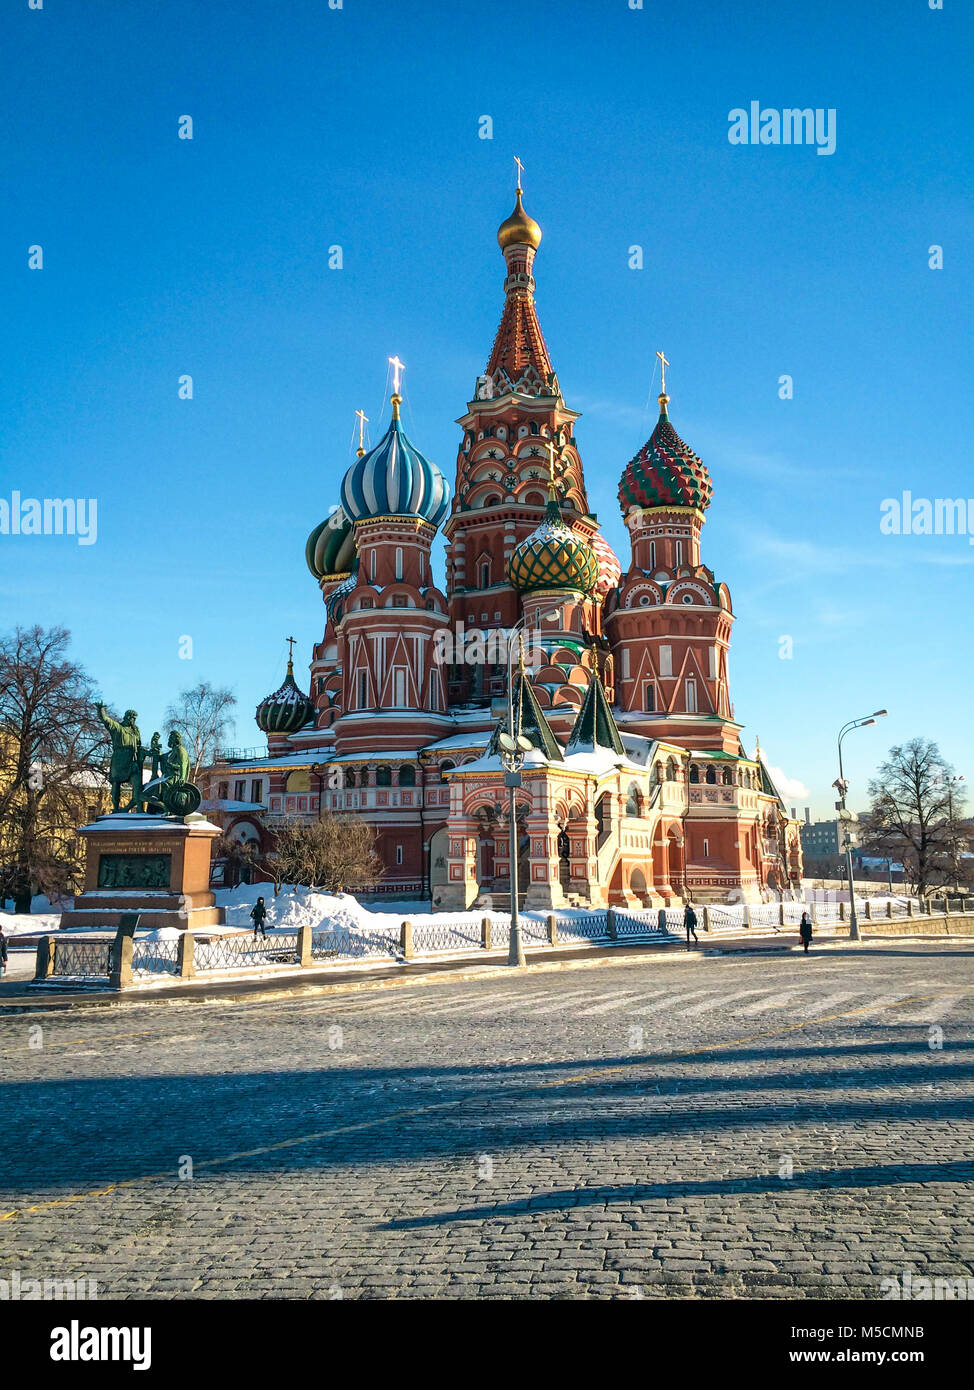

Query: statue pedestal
left=59, top=813, right=226, bottom=933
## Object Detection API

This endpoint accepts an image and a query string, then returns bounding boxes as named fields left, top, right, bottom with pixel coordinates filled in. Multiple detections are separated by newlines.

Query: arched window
left=375, top=765, right=392, bottom=787
left=523, top=492, right=545, bottom=506
left=722, top=768, right=733, bottom=785
left=626, top=782, right=643, bottom=817
left=529, top=421, right=540, bottom=435
left=480, top=560, right=491, bottom=588
left=482, top=495, right=500, bottom=508
left=666, top=757, right=677, bottom=781
left=705, top=766, right=717, bottom=785
left=398, top=764, right=415, bottom=787
left=689, top=764, right=700, bottom=784
left=395, top=547, right=403, bottom=580
left=439, top=760, right=455, bottom=783
left=344, top=770, right=356, bottom=788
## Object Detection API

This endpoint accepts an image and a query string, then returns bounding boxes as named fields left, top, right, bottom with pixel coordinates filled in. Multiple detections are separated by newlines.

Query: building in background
left=208, top=186, right=803, bottom=907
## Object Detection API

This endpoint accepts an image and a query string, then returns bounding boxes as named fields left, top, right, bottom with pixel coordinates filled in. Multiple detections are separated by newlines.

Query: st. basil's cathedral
left=210, top=184, right=804, bottom=908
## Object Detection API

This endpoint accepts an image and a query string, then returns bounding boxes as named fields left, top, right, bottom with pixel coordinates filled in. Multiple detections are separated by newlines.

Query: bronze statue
left=97, top=702, right=201, bottom=817
left=97, top=704, right=145, bottom=812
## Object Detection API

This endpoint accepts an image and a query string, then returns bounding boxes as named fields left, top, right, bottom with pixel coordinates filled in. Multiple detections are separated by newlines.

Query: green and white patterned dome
left=507, top=491, right=599, bottom=594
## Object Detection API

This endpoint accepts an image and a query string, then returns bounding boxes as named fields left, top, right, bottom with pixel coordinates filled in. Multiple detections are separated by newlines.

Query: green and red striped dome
left=618, top=404, right=712, bottom=515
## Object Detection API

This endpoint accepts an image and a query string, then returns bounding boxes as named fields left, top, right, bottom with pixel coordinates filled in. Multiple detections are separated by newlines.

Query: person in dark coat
left=0, top=926, right=8, bottom=978
left=799, top=910, right=813, bottom=954
left=683, top=902, right=699, bottom=947
left=250, top=896, right=267, bottom=938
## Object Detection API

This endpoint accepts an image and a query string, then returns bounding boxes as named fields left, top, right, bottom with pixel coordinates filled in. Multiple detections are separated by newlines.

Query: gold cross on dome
left=286, top=635, right=296, bottom=663
left=354, top=409, right=369, bottom=453
left=545, top=435, right=564, bottom=495
left=656, top=349, right=670, bottom=395
left=388, top=356, right=405, bottom=395
left=514, top=155, right=524, bottom=190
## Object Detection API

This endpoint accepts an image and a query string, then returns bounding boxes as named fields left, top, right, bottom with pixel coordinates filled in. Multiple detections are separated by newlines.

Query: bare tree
left=867, top=738, right=963, bottom=898
left=164, top=682, right=237, bottom=782
left=0, top=626, right=106, bottom=912
left=271, top=815, right=383, bottom=895
left=212, top=831, right=261, bottom=890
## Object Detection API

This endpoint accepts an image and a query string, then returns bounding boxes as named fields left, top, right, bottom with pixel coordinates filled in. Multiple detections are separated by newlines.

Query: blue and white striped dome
left=340, top=408, right=450, bottom=528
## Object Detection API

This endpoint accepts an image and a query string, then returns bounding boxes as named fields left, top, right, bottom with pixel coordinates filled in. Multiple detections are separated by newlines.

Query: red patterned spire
left=483, top=187, right=557, bottom=397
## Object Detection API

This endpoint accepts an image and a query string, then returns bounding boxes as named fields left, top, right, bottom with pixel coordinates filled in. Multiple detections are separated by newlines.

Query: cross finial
left=656, top=349, right=670, bottom=397
left=286, top=635, right=296, bottom=670
left=514, top=155, right=524, bottom=191
left=545, top=435, right=561, bottom=501
left=354, top=408, right=369, bottom=457
left=388, top=355, right=405, bottom=396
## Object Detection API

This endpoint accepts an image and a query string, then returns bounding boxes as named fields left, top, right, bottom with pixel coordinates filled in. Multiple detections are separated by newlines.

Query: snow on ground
left=0, top=910, right=62, bottom=940
left=214, top=883, right=494, bottom=936
left=1, top=886, right=928, bottom=948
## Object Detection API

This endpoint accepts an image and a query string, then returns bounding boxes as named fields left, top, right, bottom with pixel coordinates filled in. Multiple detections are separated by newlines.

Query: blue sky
left=2, top=0, right=971, bottom=819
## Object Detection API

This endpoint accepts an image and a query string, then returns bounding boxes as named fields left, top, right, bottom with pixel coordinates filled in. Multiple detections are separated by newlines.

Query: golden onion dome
left=497, top=188, right=542, bottom=251
left=507, top=494, right=599, bottom=595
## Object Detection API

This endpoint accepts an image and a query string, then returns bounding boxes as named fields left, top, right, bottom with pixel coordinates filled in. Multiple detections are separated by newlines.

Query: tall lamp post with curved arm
left=500, top=605, right=563, bottom=967
left=834, top=709, right=888, bottom=941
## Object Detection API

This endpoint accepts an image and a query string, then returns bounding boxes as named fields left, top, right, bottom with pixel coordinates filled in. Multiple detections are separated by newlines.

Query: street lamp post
left=834, top=709, right=888, bottom=941
left=500, top=606, right=562, bottom=967
left=945, top=775, right=965, bottom=892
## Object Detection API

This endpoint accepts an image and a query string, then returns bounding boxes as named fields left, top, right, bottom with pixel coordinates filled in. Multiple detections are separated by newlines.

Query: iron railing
left=36, top=894, right=937, bottom=989
left=131, top=940, right=180, bottom=977
left=310, top=927, right=400, bottom=962
left=194, top=932, right=301, bottom=971
left=51, top=940, right=112, bottom=978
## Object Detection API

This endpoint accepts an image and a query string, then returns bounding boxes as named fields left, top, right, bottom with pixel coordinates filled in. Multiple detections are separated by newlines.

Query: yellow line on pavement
left=0, top=988, right=960, bottom=1224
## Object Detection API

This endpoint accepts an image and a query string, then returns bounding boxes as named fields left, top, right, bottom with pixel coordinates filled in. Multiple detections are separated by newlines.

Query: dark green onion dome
left=255, top=660, right=315, bottom=736
left=507, top=487, right=600, bottom=594
left=306, top=506, right=356, bottom=581
left=618, top=394, right=713, bottom=515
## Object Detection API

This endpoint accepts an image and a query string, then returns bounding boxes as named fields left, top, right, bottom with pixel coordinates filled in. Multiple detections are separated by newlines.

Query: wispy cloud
left=765, top=764, right=811, bottom=803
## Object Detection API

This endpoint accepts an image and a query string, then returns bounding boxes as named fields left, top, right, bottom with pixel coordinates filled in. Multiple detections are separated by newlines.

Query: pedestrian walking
left=0, top=925, right=7, bottom=979
left=250, top=896, right=268, bottom=938
left=684, top=901, right=699, bottom=948
left=799, top=910, right=813, bottom=954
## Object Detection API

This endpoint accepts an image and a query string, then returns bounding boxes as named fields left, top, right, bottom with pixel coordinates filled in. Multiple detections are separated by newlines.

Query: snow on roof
left=84, top=813, right=221, bottom=832
left=326, top=750, right=421, bottom=764
left=220, top=747, right=336, bottom=770
left=202, top=800, right=264, bottom=813
left=422, top=732, right=492, bottom=752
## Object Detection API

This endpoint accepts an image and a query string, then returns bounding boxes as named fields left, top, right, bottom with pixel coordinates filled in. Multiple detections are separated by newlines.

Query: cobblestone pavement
left=2, top=941, right=973, bottom=1299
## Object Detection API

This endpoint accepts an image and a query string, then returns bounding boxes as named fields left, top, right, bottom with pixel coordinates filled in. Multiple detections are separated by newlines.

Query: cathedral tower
left=444, top=175, right=597, bottom=707
left=608, top=367, right=738, bottom=753
left=333, top=379, right=452, bottom=755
